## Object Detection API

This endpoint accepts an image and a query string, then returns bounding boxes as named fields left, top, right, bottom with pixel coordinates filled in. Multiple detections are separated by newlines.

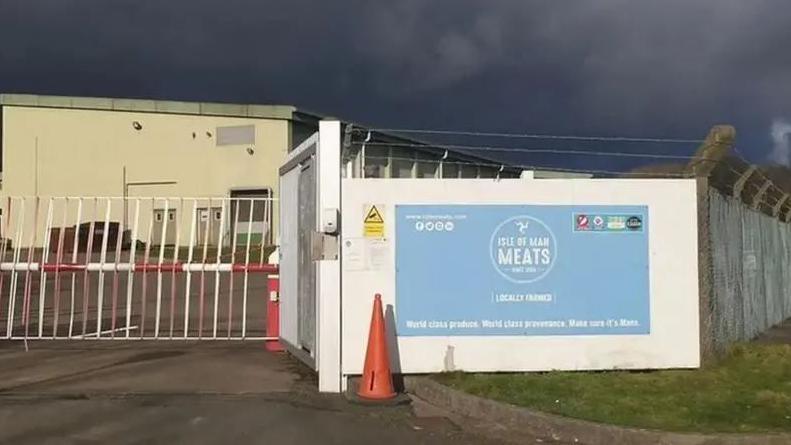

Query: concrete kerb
left=404, top=377, right=791, bottom=445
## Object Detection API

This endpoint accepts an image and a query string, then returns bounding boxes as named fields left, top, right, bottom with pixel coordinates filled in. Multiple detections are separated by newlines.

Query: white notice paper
left=344, top=239, right=365, bottom=271
left=367, top=239, right=390, bottom=270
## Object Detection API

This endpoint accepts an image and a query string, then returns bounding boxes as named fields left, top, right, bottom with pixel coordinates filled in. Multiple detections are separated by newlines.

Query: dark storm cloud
left=1, top=0, right=790, bottom=162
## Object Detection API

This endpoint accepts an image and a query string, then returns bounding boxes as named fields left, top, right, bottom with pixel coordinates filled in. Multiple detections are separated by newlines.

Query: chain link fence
left=706, top=188, right=791, bottom=355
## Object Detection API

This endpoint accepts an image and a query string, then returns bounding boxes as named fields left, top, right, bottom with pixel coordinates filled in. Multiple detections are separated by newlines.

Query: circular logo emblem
left=576, top=214, right=589, bottom=230
left=489, top=216, right=557, bottom=283
left=626, top=216, right=642, bottom=231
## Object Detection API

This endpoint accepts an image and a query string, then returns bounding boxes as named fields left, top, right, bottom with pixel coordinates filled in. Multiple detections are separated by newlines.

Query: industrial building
left=0, top=94, right=522, bottom=247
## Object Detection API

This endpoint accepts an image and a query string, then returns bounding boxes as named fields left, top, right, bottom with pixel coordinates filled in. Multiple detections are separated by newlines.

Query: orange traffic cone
left=357, top=293, right=397, bottom=400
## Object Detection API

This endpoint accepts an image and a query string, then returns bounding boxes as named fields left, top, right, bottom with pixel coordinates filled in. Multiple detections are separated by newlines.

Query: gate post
left=317, top=120, right=342, bottom=393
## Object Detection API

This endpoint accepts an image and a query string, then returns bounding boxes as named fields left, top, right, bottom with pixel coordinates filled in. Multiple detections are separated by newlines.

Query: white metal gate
left=280, top=134, right=319, bottom=361
left=0, top=196, right=277, bottom=341
left=279, top=121, right=342, bottom=392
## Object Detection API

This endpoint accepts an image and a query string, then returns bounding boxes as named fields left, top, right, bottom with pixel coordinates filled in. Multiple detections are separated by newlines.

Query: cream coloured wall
left=2, top=106, right=288, bottom=198
left=0, top=106, right=292, bottom=247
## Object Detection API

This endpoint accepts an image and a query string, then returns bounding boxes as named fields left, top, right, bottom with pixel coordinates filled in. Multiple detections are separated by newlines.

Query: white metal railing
left=0, top=196, right=278, bottom=341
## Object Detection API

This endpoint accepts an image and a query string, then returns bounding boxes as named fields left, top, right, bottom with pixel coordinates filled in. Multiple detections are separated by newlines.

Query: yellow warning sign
left=364, top=205, right=385, bottom=238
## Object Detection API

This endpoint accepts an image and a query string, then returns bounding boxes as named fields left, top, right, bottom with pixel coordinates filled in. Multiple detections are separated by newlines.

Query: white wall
left=340, top=178, right=700, bottom=376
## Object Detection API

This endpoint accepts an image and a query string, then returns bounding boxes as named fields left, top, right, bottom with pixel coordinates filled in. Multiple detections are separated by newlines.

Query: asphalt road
left=0, top=342, right=511, bottom=445
left=0, top=394, right=502, bottom=445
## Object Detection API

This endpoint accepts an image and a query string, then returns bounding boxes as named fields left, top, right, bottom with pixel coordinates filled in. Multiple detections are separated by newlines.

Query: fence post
left=696, top=175, right=716, bottom=364
left=684, top=125, right=735, bottom=178
left=686, top=125, right=736, bottom=364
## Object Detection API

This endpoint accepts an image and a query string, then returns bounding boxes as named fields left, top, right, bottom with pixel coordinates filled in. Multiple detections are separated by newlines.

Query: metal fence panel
left=709, top=189, right=791, bottom=352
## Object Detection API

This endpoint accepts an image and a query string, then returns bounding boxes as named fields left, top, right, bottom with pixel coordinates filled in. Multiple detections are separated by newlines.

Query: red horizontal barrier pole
left=41, top=263, right=85, bottom=272
left=233, top=263, right=279, bottom=273
left=8, top=262, right=279, bottom=274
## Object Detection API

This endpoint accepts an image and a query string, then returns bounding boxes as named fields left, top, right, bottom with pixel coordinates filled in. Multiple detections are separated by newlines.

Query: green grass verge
left=434, top=344, right=791, bottom=433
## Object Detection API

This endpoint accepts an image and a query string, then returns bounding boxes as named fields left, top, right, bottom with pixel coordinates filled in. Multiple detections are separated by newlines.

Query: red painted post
left=265, top=275, right=284, bottom=352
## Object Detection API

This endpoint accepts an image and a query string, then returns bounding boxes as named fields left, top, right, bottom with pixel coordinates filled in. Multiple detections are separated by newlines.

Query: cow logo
left=490, top=215, right=557, bottom=283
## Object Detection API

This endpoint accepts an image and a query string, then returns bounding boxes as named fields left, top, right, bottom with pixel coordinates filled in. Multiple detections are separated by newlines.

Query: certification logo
left=577, top=213, right=644, bottom=233
left=575, top=214, right=590, bottom=231
left=607, top=216, right=626, bottom=230
left=626, top=216, right=643, bottom=231
left=490, top=216, right=557, bottom=283
left=593, top=215, right=605, bottom=229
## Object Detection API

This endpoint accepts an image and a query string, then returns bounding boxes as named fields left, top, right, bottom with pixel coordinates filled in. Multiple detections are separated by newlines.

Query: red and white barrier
left=0, top=262, right=279, bottom=273
left=265, top=274, right=284, bottom=352
left=0, top=196, right=279, bottom=341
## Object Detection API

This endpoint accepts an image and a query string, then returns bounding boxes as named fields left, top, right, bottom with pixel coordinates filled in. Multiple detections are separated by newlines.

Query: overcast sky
left=1, top=0, right=790, bottom=168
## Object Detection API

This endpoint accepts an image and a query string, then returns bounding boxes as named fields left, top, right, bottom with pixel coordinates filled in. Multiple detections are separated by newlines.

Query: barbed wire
left=351, top=125, right=789, bottom=217
left=730, top=146, right=789, bottom=207
left=355, top=137, right=732, bottom=176
left=361, top=155, right=690, bottom=178
left=355, top=133, right=791, bottom=212
left=355, top=127, right=702, bottom=144
left=358, top=140, right=707, bottom=161
left=358, top=152, right=789, bottom=215
left=701, top=160, right=785, bottom=210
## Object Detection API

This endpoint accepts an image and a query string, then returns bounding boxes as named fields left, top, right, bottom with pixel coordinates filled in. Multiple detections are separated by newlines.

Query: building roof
left=0, top=93, right=309, bottom=121
left=0, top=93, right=527, bottom=175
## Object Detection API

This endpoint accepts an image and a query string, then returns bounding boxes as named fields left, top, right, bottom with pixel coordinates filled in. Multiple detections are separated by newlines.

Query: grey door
left=152, top=209, right=177, bottom=246
left=297, top=158, right=317, bottom=353
left=196, top=207, right=222, bottom=246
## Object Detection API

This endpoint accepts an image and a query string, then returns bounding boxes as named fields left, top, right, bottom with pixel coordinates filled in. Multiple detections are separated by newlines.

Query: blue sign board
left=395, top=205, right=650, bottom=336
